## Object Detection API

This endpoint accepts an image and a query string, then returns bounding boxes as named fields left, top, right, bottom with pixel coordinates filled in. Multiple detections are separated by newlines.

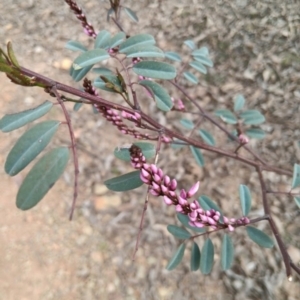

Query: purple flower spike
left=164, top=196, right=173, bottom=205
left=141, top=168, right=150, bottom=179
left=187, top=181, right=200, bottom=198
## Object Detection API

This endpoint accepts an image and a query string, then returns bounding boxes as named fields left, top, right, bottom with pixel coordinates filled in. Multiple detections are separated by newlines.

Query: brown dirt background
left=0, top=0, right=299, bottom=299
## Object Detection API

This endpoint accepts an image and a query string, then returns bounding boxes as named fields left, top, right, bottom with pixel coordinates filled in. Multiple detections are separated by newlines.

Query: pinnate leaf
left=189, top=61, right=207, bottom=74
left=95, top=30, right=111, bottom=49
left=73, top=49, right=110, bottom=69
left=124, top=45, right=164, bottom=58
left=119, top=34, right=155, bottom=53
left=70, top=64, right=93, bottom=82
left=190, top=146, right=204, bottom=167
left=234, top=94, right=245, bottom=112
left=65, top=40, right=87, bottom=52
left=133, top=61, right=176, bottom=80
left=198, top=195, right=222, bottom=215
left=16, top=147, right=69, bottom=210
left=198, top=129, right=215, bottom=146
left=166, top=244, right=186, bottom=271
left=190, top=242, right=201, bottom=271
left=246, top=226, right=274, bottom=248
left=165, top=51, right=182, bottom=62
left=239, top=184, right=252, bottom=216
left=215, top=109, right=237, bottom=124
left=0, top=101, right=53, bottom=132
left=240, top=110, right=265, bottom=125
left=124, top=7, right=139, bottom=22
left=184, top=40, right=196, bottom=50
left=167, top=225, right=191, bottom=239
left=104, top=171, right=143, bottom=192
left=245, top=128, right=266, bottom=139
left=221, top=234, right=234, bottom=270
left=180, top=119, right=194, bottom=129
left=108, top=32, right=126, bottom=48
left=183, top=71, right=198, bottom=84
left=139, top=80, right=173, bottom=111
left=5, top=121, right=60, bottom=176
left=200, top=238, right=214, bottom=274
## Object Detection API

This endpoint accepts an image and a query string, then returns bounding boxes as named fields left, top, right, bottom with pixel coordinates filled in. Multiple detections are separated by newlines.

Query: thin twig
left=51, top=87, right=79, bottom=220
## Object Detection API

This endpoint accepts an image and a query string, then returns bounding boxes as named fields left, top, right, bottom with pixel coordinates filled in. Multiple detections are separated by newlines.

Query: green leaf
left=198, top=129, right=215, bottom=146
left=133, top=61, right=176, bottom=80
left=166, top=243, right=186, bottom=271
left=240, top=110, right=265, bottom=125
left=221, top=234, right=234, bottom=270
left=200, top=238, right=214, bottom=274
left=193, top=55, right=213, bottom=67
left=292, top=164, right=300, bottom=189
left=246, top=226, right=274, bottom=248
left=190, top=242, right=201, bottom=271
left=65, top=40, right=87, bottom=52
left=165, top=51, right=182, bottom=62
left=215, top=109, right=237, bottom=124
left=0, top=101, right=53, bottom=132
left=94, top=30, right=111, bottom=49
left=70, top=64, right=93, bottom=82
left=192, top=47, right=209, bottom=56
left=184, top=40, right=196, bottom=50
left=92, top=67, right=114, bottom=76
left=73, top=102, right=83, bottom=111
left=167, top=225, right=191, bottom=239
left=16, top=147, right=69, bottom=210
left=73, top=49, right=110, bottom=69
left=108, top=32, right=126, bottom=48
left=239, top=184, right=252, bottom=216
left=114, top=142, right=155, bottom=162
left=177, top=213, right=206, bottom=233
left=124, top=7, right=139, bottom=22
left=104, top=171, right=143, bottom=192
left=245, top=128, right=266, bottom=139
left=124, top=45, right=164, bottom=58
left=198, top=195, right=222, bottom=215
left=7, top=41, right=20, bottom=67
left=234, top=94, right=245, bottom=112
left=139, top=80, right=173, bottom=111
left=183, top=71, right=198, bottom=84
left=294, top=196, right=300, bottom=208
left=189, top=61, right=207, bottom=74
left=180, top=119, right=194, bottom=129
left=5, top=121, right=60, bottom=176
left=167, top=225, right=191, bottom=240
left=119, top=34, right=155, bottom=53
left=190, top=146, right=204, bottom=167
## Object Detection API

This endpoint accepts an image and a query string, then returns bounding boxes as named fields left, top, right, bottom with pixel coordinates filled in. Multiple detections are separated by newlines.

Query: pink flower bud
left=140, top=173, right=150, bottom=184
left=188, top=211, right=197, bottom=221
left=161, top=185, right=169, bottom=194
left=194, top=221, right=205, bottom=228
left=157, top=168, right=163, bottom=178
left=178, top=196, right=187, bottom=206
left=153, top=173, right=162, bottom=183
left=151, top=182, right=160, bottom=191
left=150, top=164, right=158, bottom=174
left=200, top=215, right=208, bottom=223
left=238, top=134, right=249, bottom=144
left=187, top=181, right=200, bottom=198
left=170, top=179, right=177, bottom=191
left=208, top=217, right=217, bottom=226
left=164, top=196, right=173, bottom=205
left=180, top=189, right=187, bottom=199
left=141, top=168, right=151, bottom=179
left=150, top=189, right=160, bottom=196
left=169, top=191, right=176, bottom=198
left=228, top=225, right=235, bottom=232
left=163, top=175, right=170, bottom=186
left=176, top=205, right=183, bottom=212
left=143, top=164, right=150, bottom=171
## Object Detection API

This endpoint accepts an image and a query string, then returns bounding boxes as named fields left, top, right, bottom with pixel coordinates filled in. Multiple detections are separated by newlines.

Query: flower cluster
left=83, top=79, right=157, bottom=140
left=130, top=145, right=250, bottom=231
left=171, top=97, right=185, bottom=111
left=65, top=0, right=97, bottom=38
